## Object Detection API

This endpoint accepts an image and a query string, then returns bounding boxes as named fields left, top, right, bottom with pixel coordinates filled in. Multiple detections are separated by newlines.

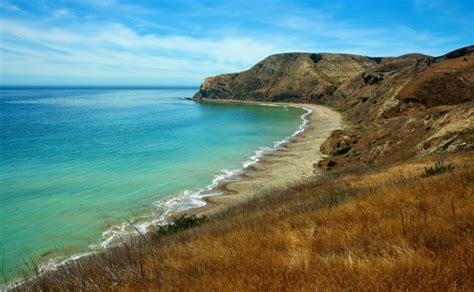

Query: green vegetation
left=155, top=214, right=208, bottom=237
left=422, top=160, right=454, bottom=177
left=11, top=152, right=473, bottom=291
left=335, top=146, right=352, bottom=155
left=327, top=159, right=337, bottom=167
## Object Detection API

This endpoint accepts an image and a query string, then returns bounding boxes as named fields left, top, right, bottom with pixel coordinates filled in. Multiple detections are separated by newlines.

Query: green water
left=0, top=87, right=305, bottom=280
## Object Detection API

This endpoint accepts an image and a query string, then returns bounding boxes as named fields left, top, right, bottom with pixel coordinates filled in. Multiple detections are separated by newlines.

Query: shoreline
left=180, top=99, right=342, bottom=217
left=101, top=100, right=315, bottom=246
left=5, top=99, right=341, bottom=289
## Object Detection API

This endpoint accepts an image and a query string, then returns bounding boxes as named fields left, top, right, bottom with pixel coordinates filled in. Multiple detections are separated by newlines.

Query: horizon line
left=0, top=85, right=200, bottom=88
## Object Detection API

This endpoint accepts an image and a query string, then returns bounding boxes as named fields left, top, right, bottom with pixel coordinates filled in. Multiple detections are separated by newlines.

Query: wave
left=96, top=103, right=312, bottom=248
left=11, top=103, right=312, bottom=287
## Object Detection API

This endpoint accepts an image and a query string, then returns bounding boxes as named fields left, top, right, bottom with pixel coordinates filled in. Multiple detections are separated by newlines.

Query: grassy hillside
left=196, top=46, right=474, bottom=169
left=16, top=152, right=473, bottom=291
left=10, top=46, right=474, bottom=291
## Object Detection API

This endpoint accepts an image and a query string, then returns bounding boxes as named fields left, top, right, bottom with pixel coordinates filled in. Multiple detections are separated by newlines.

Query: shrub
left=336, top=146, right=352, bottom=155
left=422, top=160, right=454, bottom=177
left=155, top=214, right=208, bottom=237
left=327, top=160, right=337, bottom=168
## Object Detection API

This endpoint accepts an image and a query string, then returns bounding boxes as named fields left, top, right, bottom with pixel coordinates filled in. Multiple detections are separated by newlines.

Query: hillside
left=195, top=46, right=474, bottom=168
left=193, top=53, right=378, bottom=102
left=12, top=46, right=474, bottom=291
left=16, top=153, right=474, bottom=291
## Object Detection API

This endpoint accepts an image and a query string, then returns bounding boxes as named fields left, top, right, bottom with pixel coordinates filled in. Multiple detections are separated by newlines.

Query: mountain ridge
left=12, top=46, right=474, bottom=291
left=194, top=45, right=474, bottom=168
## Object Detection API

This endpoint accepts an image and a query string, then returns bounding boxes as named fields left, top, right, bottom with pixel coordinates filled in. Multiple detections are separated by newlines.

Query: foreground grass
left=15, top=152, right=474, bottom=291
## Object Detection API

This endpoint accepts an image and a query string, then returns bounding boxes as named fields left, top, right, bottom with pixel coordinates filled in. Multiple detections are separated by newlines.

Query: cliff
left=15, top=46, right=474, bottom=291
left=194, top=46, right=474, bottom=167
left=193, top=53, right=378, bottom=102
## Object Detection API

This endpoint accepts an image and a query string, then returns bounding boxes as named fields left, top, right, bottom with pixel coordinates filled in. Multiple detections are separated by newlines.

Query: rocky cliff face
left=318, top=46, right=473, bottom=166
left=193, top=53, right=377, bottom=102
left=194, top=46, right=474, bottom=167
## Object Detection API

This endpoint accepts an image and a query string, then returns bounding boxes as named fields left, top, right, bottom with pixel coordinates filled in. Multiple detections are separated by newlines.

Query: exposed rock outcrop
left=194, top=46, right=474, bottom=168
left=194, top=53, right=377, bottom=102
left=396, top=47, right=474, bottom=107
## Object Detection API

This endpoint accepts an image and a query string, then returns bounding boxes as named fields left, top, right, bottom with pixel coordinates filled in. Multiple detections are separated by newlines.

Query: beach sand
left=3, top=100, right=341, bottom=289
left=185, top=100, right=342, bottom=217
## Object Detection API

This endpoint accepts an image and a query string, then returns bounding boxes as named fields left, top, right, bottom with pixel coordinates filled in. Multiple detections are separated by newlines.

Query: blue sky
left=0, top=0, right=473, bottom=85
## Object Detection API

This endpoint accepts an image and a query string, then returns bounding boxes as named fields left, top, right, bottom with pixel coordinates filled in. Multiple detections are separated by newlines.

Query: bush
left=422, top=160, right=454, bottom=177
left=156, top=214, right=208, bottom=237
left=336, top=146, right=352, bottom=155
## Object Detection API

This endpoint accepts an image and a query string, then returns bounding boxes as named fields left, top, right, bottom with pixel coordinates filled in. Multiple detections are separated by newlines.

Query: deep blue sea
left=0, top=86, right=304, bottom=279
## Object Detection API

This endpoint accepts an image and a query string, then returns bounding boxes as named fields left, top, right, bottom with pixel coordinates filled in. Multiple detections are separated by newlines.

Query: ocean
left=0, top=86, right=305, bottom=280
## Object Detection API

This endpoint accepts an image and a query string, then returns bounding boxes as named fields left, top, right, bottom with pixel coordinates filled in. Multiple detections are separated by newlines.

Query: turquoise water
left=0, top=87, right=304, bottom=279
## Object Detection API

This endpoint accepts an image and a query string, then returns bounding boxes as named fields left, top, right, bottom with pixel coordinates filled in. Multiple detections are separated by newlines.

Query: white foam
left=92, top=104, right=312, bottom=250
left=10, top=104, right=312, bottom=289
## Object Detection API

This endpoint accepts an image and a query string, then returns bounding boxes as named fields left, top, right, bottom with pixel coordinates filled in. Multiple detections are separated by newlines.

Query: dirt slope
left=195, top=46, right=474, bottom=168
left=193, top=53, right=377, bottom=102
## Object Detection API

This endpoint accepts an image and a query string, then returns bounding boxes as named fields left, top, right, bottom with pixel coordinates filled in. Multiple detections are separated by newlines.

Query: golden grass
left=14, top=152, right=474, bottom=291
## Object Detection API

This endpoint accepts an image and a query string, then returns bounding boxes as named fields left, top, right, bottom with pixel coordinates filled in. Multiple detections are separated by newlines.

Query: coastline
left=102, top=99, right=343, bottom=242
left=181, top=99, right=342, bottom=217
left=5, top=99, right=341, bottom=289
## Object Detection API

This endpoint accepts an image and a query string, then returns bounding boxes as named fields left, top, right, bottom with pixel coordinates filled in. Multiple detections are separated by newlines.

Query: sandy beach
left=3, top=99, right=341, bottom=288
left=186, top=99, right=342, bottom=216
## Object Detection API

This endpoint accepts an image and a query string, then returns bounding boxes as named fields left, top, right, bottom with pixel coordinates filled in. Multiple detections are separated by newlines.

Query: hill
left=12, top=46, right=474, bottom=291
left=195, top=46, right=474, bottom=168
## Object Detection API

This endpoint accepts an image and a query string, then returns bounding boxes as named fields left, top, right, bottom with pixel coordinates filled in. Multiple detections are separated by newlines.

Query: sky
left=0, top=0, right=473, bottom=86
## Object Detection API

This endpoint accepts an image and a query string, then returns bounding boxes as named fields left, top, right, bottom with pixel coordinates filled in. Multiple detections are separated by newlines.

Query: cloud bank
left=0, top=0, right=472, bottom=85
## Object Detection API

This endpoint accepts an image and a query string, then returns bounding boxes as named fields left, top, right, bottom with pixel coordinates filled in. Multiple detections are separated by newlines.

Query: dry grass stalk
left=11, top=152, right=474, bottom=291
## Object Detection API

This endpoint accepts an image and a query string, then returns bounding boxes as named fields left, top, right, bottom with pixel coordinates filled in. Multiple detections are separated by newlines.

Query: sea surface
left=0, top=86, right=305, bottom=280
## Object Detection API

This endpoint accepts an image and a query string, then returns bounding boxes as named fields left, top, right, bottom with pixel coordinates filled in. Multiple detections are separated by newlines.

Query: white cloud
left=0, top=18, right=302, bottom=84
left=0, top=0, right=468, bottom=85
left=0, top=2, right=23, bottom=12
left=267, top=12, right=459, bottom=56
left=413, top=0, right=442, bottom=10
left=52, top=9, right=71, bottom=18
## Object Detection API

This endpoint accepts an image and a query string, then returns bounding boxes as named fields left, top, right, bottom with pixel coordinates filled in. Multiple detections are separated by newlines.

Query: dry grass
left=13, top=152, right=474, bottom=291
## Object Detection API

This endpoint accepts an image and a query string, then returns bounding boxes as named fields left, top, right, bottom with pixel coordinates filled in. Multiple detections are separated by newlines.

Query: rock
left=193, top=45, right=474, bottom=167
left=320, top=130, right=357, bottom=156
left=362, top=73, right=384, bottom=85
left=193, top=53, right=377, bottom=102
left=396, top=47, right=474, bottom=107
